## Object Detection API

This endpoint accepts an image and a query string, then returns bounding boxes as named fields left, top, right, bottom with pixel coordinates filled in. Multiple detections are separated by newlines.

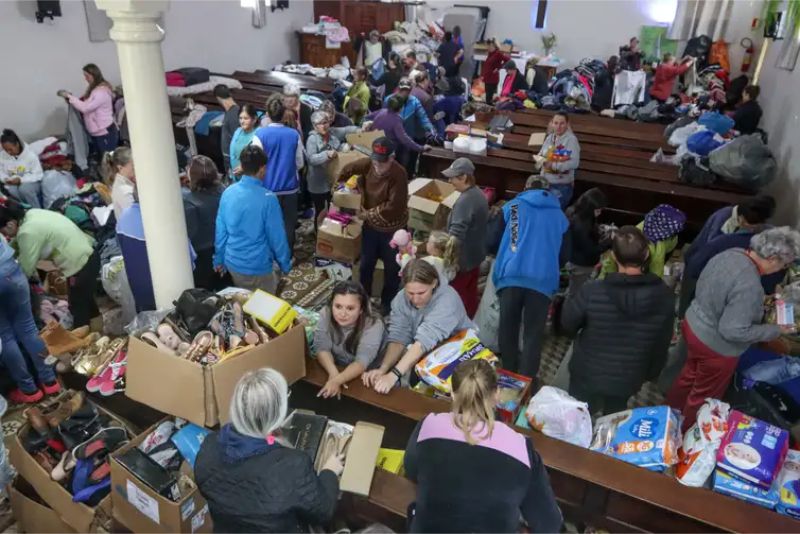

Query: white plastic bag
left=668, top=122, right=703, bottom=147
left=675, top=398, right=729, bottom=487
left=526, top=386, right=592, bottom=448
left=474, top=261, right=499, bottom=352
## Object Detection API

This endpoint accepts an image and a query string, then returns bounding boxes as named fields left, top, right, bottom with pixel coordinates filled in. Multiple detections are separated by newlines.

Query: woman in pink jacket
left=60, top=64, right=117, bottom=157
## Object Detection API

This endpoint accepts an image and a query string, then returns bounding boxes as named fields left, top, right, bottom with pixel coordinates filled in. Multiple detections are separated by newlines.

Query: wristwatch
left=390, top=367, right=402, bottom=381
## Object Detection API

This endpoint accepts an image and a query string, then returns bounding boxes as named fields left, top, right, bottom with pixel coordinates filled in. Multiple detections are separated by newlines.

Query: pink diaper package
left=716, top=410, right=789, bottom=489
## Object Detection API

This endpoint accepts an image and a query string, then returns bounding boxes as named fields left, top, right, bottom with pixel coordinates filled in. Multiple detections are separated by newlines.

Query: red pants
left=450, top=267, right=480, bottom=318
left=666, top=321, right=739, bottom=432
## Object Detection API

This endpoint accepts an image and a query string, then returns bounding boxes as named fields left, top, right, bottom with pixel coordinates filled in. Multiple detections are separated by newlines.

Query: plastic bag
left=591, top=406, right=682, bottom=472
left=41, top=169, right=78, bottom=209
left=709, top=134, right=777, bottom=189
left=697, top=111, right=735, bottom=135
left=125, top=308, right=172, bottom=336
left=675, top=398, right=730, bottom=487
left=686, top=130, right=724, bottom=156
left=474, top=261, right=500, bottom=352
left=742, top=356, right=800, bottom=387
left=414, top=329, right=499, bottom=394
left=668, top=122, right=703, bottom=147
left=525, top=386, right=592, bottom=447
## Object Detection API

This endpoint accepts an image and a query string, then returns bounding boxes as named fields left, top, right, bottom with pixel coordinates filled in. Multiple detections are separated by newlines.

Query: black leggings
left=311, top=192, right=331, bottom=231
left=68, top=250, right=101, bottom=328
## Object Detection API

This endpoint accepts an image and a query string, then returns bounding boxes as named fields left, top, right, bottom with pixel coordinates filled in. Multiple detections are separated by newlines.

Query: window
left=532, top=0, right=548, bottom=29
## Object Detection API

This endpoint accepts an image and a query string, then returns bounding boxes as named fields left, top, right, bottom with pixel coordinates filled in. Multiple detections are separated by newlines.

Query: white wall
left=0, top=0, right=315, bottom=140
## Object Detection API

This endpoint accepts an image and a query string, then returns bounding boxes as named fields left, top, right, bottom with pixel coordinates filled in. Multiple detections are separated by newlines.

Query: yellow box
left=376, top=448, right=405, bottom=476
left=243, top=290, right=298, bottom=334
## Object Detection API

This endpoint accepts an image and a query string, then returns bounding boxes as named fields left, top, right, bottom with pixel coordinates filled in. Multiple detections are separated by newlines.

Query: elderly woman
left=363, top=259, right=473, bottom=394
left=195, top=368, right=343, bottom=532
left=183, top=155, right=224, bottom=290
left=282, top=83, right=313, bottom=141
left=305, top=111, right=358, bottom=227
left=667, top=227, right=800, bottom=431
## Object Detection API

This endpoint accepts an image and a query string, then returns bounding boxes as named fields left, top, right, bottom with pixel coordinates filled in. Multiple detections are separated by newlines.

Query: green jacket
left=343, top=81, right=371, bottom=113
left=600, top=222, right=677, bottom=279
left=15, top=209, right=94, bottom=277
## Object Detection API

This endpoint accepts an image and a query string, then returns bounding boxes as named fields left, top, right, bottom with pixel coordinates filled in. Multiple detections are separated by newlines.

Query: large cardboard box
left=9, top=478, right=77, bottom=533
left=7, top=404, right=126, bottom=532
left=316, top=219, right=363, bottom=264
left=332, top=190, right=362, bottom=211
left=345, top=129, right=384, bottom=151
left=326, top=150, right=368, bottom=183
left=407, top=178, right=460, bottom=232
left=110, top=418, right=212, bottom=533
left=125, top=324, right=306, bottom=427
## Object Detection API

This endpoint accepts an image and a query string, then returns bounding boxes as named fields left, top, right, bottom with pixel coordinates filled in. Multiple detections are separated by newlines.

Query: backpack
left=173, top=288, right=223, bottom=337
left=679, top=156, right=717, bottom=186
left=683, top=35, right=712, bottom=70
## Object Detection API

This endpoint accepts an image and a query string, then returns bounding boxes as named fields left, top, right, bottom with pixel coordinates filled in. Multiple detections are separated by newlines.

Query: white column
left=97, top=0, right=194, bottom=308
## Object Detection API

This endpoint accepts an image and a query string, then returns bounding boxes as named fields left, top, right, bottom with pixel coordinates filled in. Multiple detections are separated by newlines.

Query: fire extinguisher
left=741, top=38, right=755, bottom=73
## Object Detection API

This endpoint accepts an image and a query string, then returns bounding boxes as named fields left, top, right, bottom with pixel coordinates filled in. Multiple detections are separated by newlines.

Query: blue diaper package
left=713, top=469, right=779, bottom=509
left=776, top=450, right=800, bottom=518
left=590, top=406, right=681, bottom=472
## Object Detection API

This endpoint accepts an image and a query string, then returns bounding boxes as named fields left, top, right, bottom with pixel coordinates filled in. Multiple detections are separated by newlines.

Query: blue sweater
left=383, top=94, right=435, bottom=139
left=252, top=124, right=301, bottom=194
left=493, top=189, right=569, bottom=296
left=684, top=205, right=732, bottom=267
left=213, top=176, right=291, bottom=276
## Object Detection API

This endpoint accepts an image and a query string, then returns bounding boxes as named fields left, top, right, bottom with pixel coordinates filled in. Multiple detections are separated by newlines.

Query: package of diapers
left=716, top=410, right=789, bottom=489
left=713, top=469, right=780, bottom=509
left=590, top=406, right=681, bottom=472
left=414, top=329, right=498, bottom=394
left=776, top=450, right=800, bottom=518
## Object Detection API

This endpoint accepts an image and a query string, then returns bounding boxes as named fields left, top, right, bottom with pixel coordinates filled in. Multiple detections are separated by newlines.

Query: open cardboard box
left=408, top=178, right=460, bottom=232
left=327, top=150, right=368, bottom=183
left=110, top=418, right=211, bottom=533
left=9, top=477, right=77, bottom=533
left=6, top=402, right=128, bottom=532
left=345, top=129, right=384, bottom=151
left=125, top=324, right=306, bottom=427
left=316, top=218, right=363, bottom=265
left=332, top=190, right=362, bottom=211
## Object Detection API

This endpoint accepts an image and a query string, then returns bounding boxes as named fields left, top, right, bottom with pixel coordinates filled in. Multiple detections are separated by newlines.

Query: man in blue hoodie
left=214, top=145, right=291, bottom=294
left=493, top=176, right=569, bottom=377
left=251, top=94, right=304, bottom=254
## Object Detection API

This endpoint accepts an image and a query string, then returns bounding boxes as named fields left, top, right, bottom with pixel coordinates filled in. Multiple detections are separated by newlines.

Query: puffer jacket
left=560, top=273, right=675, bottom=396
left=195, top=425, right=339, bottom=533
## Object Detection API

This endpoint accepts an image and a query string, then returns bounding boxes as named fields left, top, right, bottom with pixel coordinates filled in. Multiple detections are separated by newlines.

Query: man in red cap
left=341, top=137, right=409, bottom=313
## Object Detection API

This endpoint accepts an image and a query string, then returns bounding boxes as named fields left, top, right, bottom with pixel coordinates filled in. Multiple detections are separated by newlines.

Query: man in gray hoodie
left=666, top=227, right=800, bottom=431
left=363, top=259, right=473, bottom=394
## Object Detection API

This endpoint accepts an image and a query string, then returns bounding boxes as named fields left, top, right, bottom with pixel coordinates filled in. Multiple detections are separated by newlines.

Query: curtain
left=668, top=0, right=734, bottom=41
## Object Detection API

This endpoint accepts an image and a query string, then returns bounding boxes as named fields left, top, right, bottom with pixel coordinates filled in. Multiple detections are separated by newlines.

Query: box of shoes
left=407, top=178, right=460, bottom=233
left=110, top=418, right=212, bottom=533
left=125, top=323, right=307, bottom=428
left=6, top=396, right=132, bottom=533
left=9, top=477, right=77, bottom=533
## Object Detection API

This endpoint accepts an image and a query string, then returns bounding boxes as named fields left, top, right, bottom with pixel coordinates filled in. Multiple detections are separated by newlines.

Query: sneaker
left=40, top=381, right=62, bottom=396
left=9, top=388, right=44, bottom=404
left=138, top=421, right=177, bottom=454
left=73, top=427, right=129, bottom=460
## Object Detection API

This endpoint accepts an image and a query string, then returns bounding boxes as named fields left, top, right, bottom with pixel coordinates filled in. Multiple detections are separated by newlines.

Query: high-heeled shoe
left=185, top=331, right=213, bottom=362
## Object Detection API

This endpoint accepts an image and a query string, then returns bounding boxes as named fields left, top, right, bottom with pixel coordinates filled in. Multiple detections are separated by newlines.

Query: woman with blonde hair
left=195, top=368, right=343, bottom=532
left=404, top=359, right=562, bottom=532
left=101, top=146, right=134, bottom=220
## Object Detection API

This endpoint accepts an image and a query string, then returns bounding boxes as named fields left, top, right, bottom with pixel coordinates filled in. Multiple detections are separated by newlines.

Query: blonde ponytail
left=428, top=231, right=460, bottom=274
left=451, top=359, right=497, bottom=445
left=101, top=146, right=132, bottom=185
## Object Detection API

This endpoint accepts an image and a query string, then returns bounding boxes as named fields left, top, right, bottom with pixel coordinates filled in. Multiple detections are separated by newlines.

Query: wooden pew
left=296, top=359, right=800, bottom=533
left=230, top=70, right=336, bottom=94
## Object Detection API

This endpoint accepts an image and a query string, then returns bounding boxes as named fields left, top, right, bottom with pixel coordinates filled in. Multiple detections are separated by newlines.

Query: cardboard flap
left=211, top=324, right=307, bottom=425
left=345, top=129, right=385, bottom=151
left=528, top=132, right=547, bottom=147
left=125, top=337, right=209, bottom=427
left=407, top=177, right=432, bottom=196
left=407, top=195, right=440, bottom=214
left=10, top=480, right=77, bottom=533
left=441, top=191, right=461, bottom=209
left=340, top=422, right=385, bottom=497
left=327, top=150, right=369, bottom=183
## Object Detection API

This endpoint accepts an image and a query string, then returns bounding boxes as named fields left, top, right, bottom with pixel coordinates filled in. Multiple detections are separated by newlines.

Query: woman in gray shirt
left=314, top=281, right=385, bottom=398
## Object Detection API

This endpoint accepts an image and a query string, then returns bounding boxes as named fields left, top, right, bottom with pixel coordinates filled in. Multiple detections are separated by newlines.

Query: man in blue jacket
left=384, top=78, right=437, bottom=176
left=493, top=176, right=569, bottom=377
left=214, top=145, right=291, bottom=294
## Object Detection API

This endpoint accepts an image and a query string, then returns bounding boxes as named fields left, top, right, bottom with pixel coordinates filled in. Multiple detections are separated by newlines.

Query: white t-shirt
left=112, top=173, right=135, bottom=220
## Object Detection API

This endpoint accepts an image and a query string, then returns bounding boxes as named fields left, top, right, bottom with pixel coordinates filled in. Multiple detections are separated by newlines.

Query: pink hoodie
left=68, top=86, right=115, bottom=136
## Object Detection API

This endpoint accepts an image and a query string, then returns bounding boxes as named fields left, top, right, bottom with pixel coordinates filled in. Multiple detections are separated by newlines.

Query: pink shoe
left=98, top=353, right=127, bottom=397
left=86, top=349, right=125, bottom=394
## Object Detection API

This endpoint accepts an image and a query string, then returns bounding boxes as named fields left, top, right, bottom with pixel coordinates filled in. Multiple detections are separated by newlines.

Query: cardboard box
left=407, top=178, right=460, bottom=232
left=9, top=477, right=77, bottom=533
left=345, top=129, right=384, bottom=151
left=332, top=190, right=362, bottom=211
left=125, top=324, right=306, bottom=427
left=326, top=150, right=368, bottom=183
left=7, top=404, right=126, bottom=532
left=316, top=219, right=363, bottom=264
left=110, top=418, right=212, bottom=533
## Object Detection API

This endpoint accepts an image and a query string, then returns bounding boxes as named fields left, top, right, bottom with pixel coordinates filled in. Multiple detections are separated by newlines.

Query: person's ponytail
left=442, top=235, right=460, bottom=274
left=451, top=360, right=497, bottom=445
left=101, top=146, right=132, bottom=185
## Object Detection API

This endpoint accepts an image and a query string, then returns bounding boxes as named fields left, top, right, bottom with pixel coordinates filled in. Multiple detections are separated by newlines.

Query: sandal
left=70, top=336, right=110, bottom=375
left=185, top=331, right=213, bottom=362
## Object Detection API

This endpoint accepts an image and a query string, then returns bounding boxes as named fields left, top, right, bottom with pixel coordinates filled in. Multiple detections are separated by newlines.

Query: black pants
left=569, top=379, right=630, bottom=417
left=311, top=192, right=331, bottom=232
left=485, top=83, right=498, bottom=104
left=68, top=250, right=101, bottom=328
left=498, top=287, right=550, bottom=377
left=277, top=192, right=298, bottom=254
left=360, top=227, right=400, bottom=310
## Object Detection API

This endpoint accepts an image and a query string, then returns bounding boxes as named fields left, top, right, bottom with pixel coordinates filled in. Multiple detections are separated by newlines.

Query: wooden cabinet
left=313, top=0, right=406, bottom=35
left=298, top=32, right=355, bottom=68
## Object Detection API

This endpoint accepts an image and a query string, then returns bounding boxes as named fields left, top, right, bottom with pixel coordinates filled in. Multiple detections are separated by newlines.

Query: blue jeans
left=0, top=263, right=56, bottom=393
left=549, top=182, right=574, bottom=209
left=90, top=124, right=119, bottom=157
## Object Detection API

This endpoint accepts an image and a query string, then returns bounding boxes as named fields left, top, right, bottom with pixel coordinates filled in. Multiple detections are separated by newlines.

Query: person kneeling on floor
left=195, top=368, right=343, bottom=532
left=315, top=281, right=385, bottom=399
left=561, top=226, right=675, bottom=416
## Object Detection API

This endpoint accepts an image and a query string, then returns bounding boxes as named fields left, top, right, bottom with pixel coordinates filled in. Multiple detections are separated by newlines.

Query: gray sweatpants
left=6, top=182, right=42, bottom=208
left=231, top=271, right=278, bottom=295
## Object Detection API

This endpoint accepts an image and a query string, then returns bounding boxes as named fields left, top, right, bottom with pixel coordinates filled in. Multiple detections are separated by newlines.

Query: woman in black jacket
left=183, top=155, right=224, bottom=290
left=195, top=369, right=343, bottom=533
left=564, top=187, right=608, bottom=294
left=404, top=360, right=562, bottom=533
